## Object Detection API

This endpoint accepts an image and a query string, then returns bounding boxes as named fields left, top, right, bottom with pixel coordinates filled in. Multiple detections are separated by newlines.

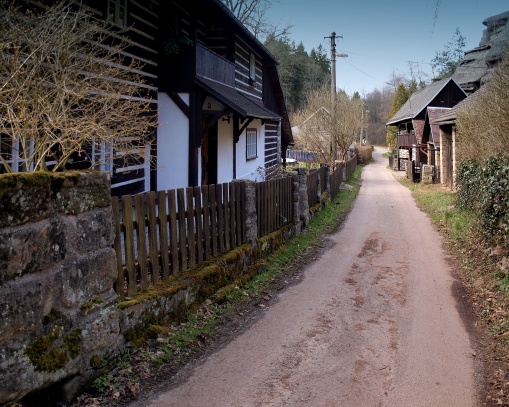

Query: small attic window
left=249, top=53, right=256, bottom=85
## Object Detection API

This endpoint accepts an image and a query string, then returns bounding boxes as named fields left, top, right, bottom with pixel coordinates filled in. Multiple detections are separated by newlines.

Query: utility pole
left=324, top=32, right=341, bottom=104
left=324, top=32, right=346, bottom=164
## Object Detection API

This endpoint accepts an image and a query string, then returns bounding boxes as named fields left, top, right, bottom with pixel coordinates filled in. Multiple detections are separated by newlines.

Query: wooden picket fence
left=346, top=155, right=357, bottom=179
left=112, top=156, right=357, bottom=298
left=112, top=182, right=245, bottom=298
left=255, top=176, right=293, bottom=238
left=319, top=166, right=327, bottom=195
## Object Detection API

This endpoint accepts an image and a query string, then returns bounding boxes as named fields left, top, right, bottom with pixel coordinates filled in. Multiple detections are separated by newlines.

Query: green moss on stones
left=81, top=297, right=104, bottom=312
left=25, top=326, right=69, bottom=372
left=90, top=354, right=105, bottom=370
left=25, top=324, right=82, bottom=371
left=65, top=329, right=82, bottom=358
left=0, top=172, right=52, bottom=193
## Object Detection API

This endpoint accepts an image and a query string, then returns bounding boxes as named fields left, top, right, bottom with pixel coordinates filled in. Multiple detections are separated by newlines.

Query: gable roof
left=431, top=88, right=485, bottom=125
left=387, top=78, right=466, bottom=125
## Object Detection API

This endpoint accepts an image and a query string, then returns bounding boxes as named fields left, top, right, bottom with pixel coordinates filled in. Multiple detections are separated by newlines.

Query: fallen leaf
left=126, top=381, right=140, bottom=398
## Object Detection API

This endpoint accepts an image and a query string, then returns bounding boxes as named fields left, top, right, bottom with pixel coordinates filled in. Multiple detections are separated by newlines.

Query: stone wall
left=0, top=172, right=122, bottom=404
left=0, top=159, right=356, bottom=404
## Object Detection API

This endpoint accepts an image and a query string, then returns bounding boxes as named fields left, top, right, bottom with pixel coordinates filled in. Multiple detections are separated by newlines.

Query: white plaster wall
left=157, top=92, right=189, bottom=191
left=217, top=119, right=234, bottom=184
left=236, top=120, right=265, bottom=181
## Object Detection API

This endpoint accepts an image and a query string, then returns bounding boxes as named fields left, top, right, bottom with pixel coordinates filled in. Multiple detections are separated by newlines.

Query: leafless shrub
left=0, top=1, right=156, bottom=172
left=457, top=47, right=509, bottom=161
left=292, top=84, right=361, bottom=167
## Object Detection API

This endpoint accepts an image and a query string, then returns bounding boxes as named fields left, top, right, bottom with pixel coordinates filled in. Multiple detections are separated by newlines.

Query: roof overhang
left=195, top=76, right=281, bottom=121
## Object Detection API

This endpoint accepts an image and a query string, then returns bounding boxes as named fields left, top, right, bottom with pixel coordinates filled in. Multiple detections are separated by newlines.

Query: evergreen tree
left=431, top=28, right=466, bottom=79
left=265, top=35, right=330, bottom=112
left=386, top=83, right=408, bottom=149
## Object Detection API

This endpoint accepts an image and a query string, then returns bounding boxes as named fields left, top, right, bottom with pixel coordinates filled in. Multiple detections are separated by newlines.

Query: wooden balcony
left=397, top=131, right=416, bottom=148
left=196, top=44, right=235, bottom=86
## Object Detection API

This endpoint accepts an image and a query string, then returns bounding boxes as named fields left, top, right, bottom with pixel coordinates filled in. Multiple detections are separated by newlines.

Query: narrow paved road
left=134, top=148, right=479, bottom=407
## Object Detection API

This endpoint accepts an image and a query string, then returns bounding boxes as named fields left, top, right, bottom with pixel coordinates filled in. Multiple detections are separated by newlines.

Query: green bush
left=457, top=155, right=509, bottom=247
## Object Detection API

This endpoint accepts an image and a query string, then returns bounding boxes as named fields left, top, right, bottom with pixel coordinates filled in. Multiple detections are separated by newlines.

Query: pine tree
left=386, top=83, right=408, bottom=149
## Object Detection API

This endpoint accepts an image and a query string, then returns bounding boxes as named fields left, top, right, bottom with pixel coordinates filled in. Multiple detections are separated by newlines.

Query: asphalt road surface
left=133, top=147, right=479, bottom=407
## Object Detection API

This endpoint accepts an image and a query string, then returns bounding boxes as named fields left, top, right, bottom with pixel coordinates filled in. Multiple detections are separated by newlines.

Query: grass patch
left=81, top=166, right=363, bottom=405
left=399, top=178, right=475, bottom=243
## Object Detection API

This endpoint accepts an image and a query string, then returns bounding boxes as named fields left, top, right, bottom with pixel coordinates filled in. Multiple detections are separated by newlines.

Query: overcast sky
left=267, top=0, right=508, bottom=95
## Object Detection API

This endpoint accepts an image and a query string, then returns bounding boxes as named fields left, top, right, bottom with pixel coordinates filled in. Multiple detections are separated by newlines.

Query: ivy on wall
left=457, top=155, right=509, bottom=248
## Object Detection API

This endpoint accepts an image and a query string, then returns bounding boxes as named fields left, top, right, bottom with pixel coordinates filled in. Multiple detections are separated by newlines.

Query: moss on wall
left=24, top=327, right=68, bottom=372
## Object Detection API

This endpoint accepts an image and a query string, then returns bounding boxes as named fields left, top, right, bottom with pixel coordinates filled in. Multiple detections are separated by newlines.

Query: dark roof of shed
left=387, top=78, right=465, bottom=125
left=196, top=76, right=281, bottom=121
left=431, top=89, right=485, bottom=125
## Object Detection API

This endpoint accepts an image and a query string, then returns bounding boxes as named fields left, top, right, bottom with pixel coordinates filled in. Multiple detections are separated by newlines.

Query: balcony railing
left=196, top=44, right=235, bottom=86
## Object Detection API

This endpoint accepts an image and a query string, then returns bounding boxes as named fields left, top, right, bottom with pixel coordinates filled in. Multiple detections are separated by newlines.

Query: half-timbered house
left=156, top=0, right=293, bottom=190
left=1, top=0, right=292, bottom=195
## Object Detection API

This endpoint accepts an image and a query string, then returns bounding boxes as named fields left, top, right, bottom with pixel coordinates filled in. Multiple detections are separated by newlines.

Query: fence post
left=237, top=180, right=258, bottom=247
left=297, top=167, right=310, bottom=228
left=289, top=171, right=301, bottom=235
left=320, top=164, right=331, bottom=203
left=340, top=161, right=347, bottom=181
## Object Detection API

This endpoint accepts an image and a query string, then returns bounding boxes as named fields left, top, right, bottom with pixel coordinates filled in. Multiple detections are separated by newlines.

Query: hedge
left=457, top=155, right=509, bottom=248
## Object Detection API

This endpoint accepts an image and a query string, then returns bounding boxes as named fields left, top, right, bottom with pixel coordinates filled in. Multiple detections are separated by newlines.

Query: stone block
left=0, top=173, right=52, bottom=228
left=0, top=270, right=57, bottom=345
left=58, top=248, right=118, bottom=308
left=52, top=172, right=111, bottom=215
left=0, top=219, right=66, bottom=284
left=62, top=207, right=115, bottom=255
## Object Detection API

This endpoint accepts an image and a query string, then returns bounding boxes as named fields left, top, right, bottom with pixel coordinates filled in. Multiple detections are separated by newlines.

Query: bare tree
left=293, top=85, right=362, bottom=166
left=0, top=1, right=155, bottom=173
left=221, top=0, right=292, bottom=39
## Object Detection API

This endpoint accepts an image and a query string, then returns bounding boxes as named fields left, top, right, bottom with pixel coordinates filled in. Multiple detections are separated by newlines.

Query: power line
left=340, top=50, right=434, bottom=66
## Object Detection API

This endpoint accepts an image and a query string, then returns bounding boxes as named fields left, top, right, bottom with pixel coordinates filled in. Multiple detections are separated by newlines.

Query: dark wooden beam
left=202, top=110, right=231, bottom=137
left=169, top=93, right=189, bottom=118
left=234, top=117, right=253, bottom=144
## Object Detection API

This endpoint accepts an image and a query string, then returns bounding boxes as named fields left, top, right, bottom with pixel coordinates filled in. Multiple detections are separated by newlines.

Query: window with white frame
left=0, top=135, right=34, bottom=173
left=91, top=139, right=114, bottom=174
left=246, top=128, right=257, bottom=160
left=107, top=0, right=127, bottom=27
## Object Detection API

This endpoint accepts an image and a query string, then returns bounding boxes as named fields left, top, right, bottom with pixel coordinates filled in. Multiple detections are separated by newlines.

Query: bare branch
left=0, top=1, right=156, bottom=173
